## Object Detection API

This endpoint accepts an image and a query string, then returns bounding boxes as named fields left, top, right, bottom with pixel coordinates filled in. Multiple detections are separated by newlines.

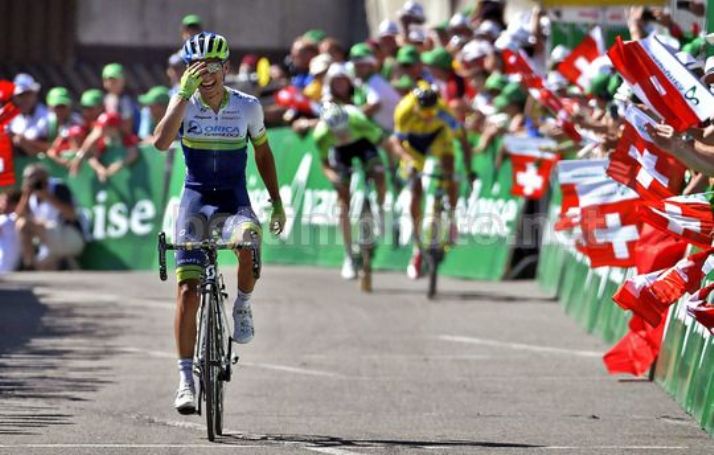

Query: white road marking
left=437, top=335, right=603, bottom=358
left=538, top=446, right=688, bottom=451
left=305, top=447, right=364, bottom=455
left=0, top=444, right=263, bottom=449
left=121, top=347, right=346, bottom=378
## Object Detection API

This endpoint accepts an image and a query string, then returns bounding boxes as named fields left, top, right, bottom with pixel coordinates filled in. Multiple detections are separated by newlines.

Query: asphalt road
left=0, top=266, right=712, bottom=454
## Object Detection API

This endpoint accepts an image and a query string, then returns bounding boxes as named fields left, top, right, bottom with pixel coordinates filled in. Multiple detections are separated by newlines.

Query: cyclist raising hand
left=153, top=32, right=285, bottom=414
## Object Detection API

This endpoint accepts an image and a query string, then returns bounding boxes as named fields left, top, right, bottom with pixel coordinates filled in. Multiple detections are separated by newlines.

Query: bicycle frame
left=157, top=232, right=256, bottom=441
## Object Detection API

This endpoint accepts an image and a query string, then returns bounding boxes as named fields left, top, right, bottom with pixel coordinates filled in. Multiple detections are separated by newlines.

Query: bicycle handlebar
left=157, top=231, right=254, bottom=281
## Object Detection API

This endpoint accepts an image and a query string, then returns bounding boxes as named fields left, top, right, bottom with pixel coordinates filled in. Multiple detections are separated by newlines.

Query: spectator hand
left=106, top=161, right=124, bottom=177
left=269, top=200, right=286, bottom=236
left=177, top=62, right=206, bottom=100
left=69, top=157, right=82, bottom=176
left=644, top=122, right=680, bottom=153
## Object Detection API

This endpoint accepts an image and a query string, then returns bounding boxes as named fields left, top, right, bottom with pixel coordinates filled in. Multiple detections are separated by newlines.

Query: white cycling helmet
left=181, top=31, right=230, bottom=64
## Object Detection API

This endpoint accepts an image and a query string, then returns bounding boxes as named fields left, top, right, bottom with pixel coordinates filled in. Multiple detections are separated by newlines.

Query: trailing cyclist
left=314, top=63, right=387, bottom=280
left=389, top=82, right=459, bottom=280
left=152, top=32, right=285, bottom=414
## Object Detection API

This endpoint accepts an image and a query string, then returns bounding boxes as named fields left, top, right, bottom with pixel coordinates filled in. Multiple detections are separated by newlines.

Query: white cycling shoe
left=341, top=256, right=357, bottom=280
left=233, top=300, right=254, bottom=344
left=174, top=382, right=196, bottom=415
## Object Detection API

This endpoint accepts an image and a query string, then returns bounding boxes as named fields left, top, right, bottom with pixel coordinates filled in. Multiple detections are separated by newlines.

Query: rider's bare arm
left=153, top=96, right=189, bottom=151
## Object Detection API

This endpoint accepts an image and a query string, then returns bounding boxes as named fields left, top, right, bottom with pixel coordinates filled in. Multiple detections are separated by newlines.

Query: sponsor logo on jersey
left=187, top=120, right=202, bottom=134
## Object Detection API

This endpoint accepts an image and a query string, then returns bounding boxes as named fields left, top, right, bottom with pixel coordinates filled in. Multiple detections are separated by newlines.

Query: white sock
left=235, top=289, right=251, bottom=308
left=177, top=358, right=193, bottom=388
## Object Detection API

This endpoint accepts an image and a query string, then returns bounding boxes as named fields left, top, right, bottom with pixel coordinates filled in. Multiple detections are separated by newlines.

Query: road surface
left=0, top=266, right=712, bottom=454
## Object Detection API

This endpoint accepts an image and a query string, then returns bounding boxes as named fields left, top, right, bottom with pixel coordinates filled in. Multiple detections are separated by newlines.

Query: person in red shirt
left=74, top=112, right=139, bottom=183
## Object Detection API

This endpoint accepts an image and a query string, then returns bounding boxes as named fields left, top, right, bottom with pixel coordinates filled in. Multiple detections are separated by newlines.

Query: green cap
left=493, top=82, right=526, bottom=111
left=80, top=89, right=104, bottom=108
left=349, top=42, right=375, bottom=61
left=682, top=36, right=704, bottom=57
left=138, top=86, right=171, bottom=105
left=607, top=74, right=622, bottom=97
left=587, top=72, right=611, bottom=98
left=391, top=74, right=415, bottom=90
left=102, top=63, right=125, bottom=80
left=46, top=87, right=72, bottom=107
left=303, top=29, right=327, bottom=43
left=484, top=72, right=508, bottom=92
left=420, top=47, right=452, bottom=71
left=396, top=45, right=420, bottom=65
left=182, top=14, right=202, bottom=27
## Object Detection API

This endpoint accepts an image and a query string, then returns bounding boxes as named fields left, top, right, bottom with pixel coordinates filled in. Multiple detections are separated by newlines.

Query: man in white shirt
left=15, top=164, right=85, bottom=270
left=0, top=189, right=21, bottom=273
left=349, top=43, right=401, bottom=133
left=8, top=73, right=50, bottom=156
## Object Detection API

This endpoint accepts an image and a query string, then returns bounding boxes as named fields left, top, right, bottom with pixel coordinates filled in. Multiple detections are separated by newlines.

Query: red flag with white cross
left=578, top=199, right=642, bottom=267
left=606, top=104, right=686, bottom=200
left=640, top=193, right=714, bottom=248
left=557, top=26, right=604, bottom=90
left=612, top=248, right=714, bottom=327
left=504, top=135, right=559, bottom=199
left=686, top=283, right=714, bottom=334
left=608, top=34, right=714, bottom=132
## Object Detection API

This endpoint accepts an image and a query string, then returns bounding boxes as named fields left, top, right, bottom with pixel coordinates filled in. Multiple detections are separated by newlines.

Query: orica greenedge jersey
left=312, top=105, right=382, bottom=160
left=179, top=87, right=267, bottom=191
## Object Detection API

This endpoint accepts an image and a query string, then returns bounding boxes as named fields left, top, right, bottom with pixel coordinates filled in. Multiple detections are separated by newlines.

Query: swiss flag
left=633, top=224, right=687, bottom=274
left=640, top=193, right=714, bottom=248
left=612, top=248, right=714, bottom=327
left=0, top=84, right=19, bottom=187
left=578, top=199, right=642, bottom=267
left=603, top=313, right=667, bottom=377
left=606, top=105, right=686, bottom=200
left=686, top=283, right=714, bottom=334
left=557, top=159, right=609, bottom=213
left=503, top=135, right=559, bottom=199
left=501, top=49, right=581, bottom=143
left=608, top=34, right=714, bottom=132
left=557, top=26, right=604, bottom=90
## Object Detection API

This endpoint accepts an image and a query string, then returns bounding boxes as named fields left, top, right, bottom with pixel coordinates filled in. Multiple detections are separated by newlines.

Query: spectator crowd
left=1, top=0, right=712, bottom=275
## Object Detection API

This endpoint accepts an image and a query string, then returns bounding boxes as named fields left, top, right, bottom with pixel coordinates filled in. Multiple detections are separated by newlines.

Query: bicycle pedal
left=231, top=354, right=240, bottom=365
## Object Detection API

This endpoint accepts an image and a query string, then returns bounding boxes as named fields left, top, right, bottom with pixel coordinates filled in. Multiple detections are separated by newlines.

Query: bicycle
left=157, top=231, right=259, bottom=441
left=418, top=172, right=455, bottom=299
left=352, top=168, right=379, bottom=293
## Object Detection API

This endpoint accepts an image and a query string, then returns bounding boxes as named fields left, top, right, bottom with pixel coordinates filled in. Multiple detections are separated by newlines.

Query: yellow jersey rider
left=389, top=82, right=459, bottom=279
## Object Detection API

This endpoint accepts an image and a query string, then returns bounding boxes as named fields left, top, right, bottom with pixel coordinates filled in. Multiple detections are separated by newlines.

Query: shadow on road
left=373, top=287, right=556, bottom=304
left=217, top=432, right=543, bottom=449
left=0, top=284, right=121, bottom=435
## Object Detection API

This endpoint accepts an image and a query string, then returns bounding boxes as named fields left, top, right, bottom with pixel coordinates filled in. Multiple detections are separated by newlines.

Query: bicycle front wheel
left=203, top=291, right=217, bottom=441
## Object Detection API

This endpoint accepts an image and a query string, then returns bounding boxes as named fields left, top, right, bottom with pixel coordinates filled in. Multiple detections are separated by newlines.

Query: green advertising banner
left=163, top=128, right=524, bottom=280
left=11, top=128, right=524, bottom=280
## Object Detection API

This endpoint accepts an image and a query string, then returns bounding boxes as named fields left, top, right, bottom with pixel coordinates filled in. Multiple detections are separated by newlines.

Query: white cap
left=448, top=34, right=467, bottom=50
left=309, top=53, right=333, bottom=76
left=408, top=26, right=426, bottom=43
left=378, top=19, right=399, bottom=38
left=550, top=45, right=570, bottom=64
left=474, top=20, right=502, bottom=41
left=325, top=62, right=352, bottom=86
left=13, top=73, right=40, bottom=95
left=399, top=1, right=425, bottom=22
left=676, top=51, right=703, bottom=72
left=459, top=39, right=492, bottom=62
left=448, top=12, right=470, bottom=30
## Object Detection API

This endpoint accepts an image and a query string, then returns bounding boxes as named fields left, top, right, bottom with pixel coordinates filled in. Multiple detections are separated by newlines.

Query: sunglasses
left=206, top=62, right=224, bottom=73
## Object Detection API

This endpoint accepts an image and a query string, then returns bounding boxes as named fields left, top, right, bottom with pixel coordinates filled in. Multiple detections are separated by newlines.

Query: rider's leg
left=440, top=154, right=458, bottom=243
left=175, top=278, right=200, bottom=360
left=368, top=166, right=387, bottom=236
left=336, top=182, right=357, bottom=279
left=410, top=176, right=423, bottom=247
